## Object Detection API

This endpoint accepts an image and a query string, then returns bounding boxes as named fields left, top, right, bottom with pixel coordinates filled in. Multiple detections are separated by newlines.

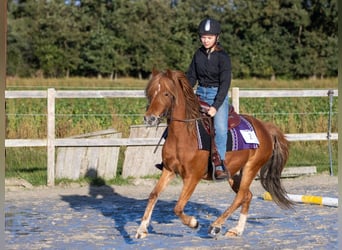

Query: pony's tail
left=260, top=123, right=294, bottom=209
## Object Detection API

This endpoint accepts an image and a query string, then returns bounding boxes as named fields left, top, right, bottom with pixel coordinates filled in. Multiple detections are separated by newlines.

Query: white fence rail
left=5, top=88, right=338, bottom=186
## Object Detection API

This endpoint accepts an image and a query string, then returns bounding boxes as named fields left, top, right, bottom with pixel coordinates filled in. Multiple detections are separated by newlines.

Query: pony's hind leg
left=225, top=190, right=252, bottom=237
left=223, top=173, right=252, bottom=236
left=208, top=170, right=255, bottom=237
left=136, top=169, right=175, bottom=239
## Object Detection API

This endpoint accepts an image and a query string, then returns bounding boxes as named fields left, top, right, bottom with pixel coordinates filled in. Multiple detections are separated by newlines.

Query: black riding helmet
left=198, top=18, right=221, bottom=36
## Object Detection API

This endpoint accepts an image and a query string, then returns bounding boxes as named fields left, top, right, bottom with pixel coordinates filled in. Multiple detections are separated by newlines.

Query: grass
left=56, top=175, right=133, bottom=187
left=5, top=147, right=47, bottom=186
left=7, top=76, right=338, bottom=90
left=5, top=77, right=338, bottom=186
left=286, top=141, right=338, bottom=174
left=6, top=77, right=148, bottom=90
left=231, top=77, right=338, bottom=89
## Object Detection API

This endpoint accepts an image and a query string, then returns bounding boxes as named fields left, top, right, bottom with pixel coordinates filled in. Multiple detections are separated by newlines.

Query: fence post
left=231, top=87, right=240, bottom=113
left=0, top=1, right=7, bottom=245
left=47, top=88, right=56, bottom=186
left=327, top=89, right=334, bottom=176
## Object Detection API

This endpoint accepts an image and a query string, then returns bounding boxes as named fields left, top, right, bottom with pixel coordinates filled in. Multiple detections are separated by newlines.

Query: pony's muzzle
left=144, top=115, right=160, bottom=126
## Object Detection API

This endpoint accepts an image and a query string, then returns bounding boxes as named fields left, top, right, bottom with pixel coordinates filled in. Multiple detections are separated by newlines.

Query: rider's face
left=200, top=35, right=217, bottom=49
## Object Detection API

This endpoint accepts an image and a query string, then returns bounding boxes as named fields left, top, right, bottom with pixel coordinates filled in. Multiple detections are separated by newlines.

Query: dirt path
left=5, top=173, right=338, bottom=200
left=5, top=174, right=338, bottom=250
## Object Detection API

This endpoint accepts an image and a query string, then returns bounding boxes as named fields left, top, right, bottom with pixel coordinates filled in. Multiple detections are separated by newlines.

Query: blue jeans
left=196, top=86, right=229, bottom=163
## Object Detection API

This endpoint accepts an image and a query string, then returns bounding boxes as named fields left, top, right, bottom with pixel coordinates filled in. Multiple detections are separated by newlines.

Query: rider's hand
left=207, top=106, right=217, bottom=117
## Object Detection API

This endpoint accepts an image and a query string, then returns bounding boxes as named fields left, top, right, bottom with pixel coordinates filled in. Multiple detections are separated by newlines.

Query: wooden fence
left=5, top=88, right=338, bottom=186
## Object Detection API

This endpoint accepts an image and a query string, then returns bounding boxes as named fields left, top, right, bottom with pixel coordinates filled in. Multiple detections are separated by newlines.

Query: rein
left=170, top=116, right=211, bottom=123
left=153, top=116, right=211, bottom=153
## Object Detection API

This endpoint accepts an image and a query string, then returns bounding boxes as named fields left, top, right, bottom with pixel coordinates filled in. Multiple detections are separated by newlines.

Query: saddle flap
left=228, top=106, right=241, bottom=129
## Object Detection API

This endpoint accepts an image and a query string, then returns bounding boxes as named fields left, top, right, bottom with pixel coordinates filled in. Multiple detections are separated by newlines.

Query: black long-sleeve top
left=186, top=45, right=231, bottom=110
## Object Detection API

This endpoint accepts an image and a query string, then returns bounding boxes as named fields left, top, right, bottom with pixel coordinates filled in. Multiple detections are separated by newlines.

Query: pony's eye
left=164, top=92, right=169, bottom=97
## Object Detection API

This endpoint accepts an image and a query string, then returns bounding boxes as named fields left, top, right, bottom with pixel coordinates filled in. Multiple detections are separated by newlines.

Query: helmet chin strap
left=205, top=35, right=219, bottom=54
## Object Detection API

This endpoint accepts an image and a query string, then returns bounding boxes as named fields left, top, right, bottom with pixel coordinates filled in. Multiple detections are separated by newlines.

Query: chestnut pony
left=136, top=69, right=293, bottom=239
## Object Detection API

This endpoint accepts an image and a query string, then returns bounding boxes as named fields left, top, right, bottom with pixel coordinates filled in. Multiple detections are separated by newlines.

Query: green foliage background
left=7, top=0, right=337, bottom=79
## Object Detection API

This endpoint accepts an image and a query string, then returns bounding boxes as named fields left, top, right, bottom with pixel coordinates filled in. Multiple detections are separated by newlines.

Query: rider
left=155, top=17, right=231, bottom=180
left=186, top=17, right=231, bottom=180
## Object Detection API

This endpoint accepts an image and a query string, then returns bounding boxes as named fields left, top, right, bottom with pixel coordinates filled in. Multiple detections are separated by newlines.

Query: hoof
left=135, top=230, right=148, bottom=239
left=208, top=225, right=221, bottom=236
left=189, top=217, right=199, bottom=229
left=225, top=228, right=240, bottom=237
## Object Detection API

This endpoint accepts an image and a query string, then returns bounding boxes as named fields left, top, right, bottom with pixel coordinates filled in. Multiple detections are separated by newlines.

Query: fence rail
left=4, top=132, right=339, bottom=148
left=5, top=88, right=338, bottom=186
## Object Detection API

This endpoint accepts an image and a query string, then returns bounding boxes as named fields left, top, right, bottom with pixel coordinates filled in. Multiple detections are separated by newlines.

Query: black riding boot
left=155, top=162, right=163, bottom=170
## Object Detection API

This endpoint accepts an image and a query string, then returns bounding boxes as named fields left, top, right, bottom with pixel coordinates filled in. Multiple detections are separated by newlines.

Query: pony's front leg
left=135, top=170, right=175, bottom=239
left=174, top=176, right=201, bottom=229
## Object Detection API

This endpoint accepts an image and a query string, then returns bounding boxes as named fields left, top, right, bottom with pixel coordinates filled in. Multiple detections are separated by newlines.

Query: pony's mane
left=168, top=70, right=200, bottom=121
left=145, top=70, right=201, bottom=131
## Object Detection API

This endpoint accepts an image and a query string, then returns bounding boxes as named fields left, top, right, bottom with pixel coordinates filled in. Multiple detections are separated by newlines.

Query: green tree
left=8, top=0, right=84, bottom=77
left=6, top=0, right=338, bottom=79
left=32, top=1, right=83, bottom=77
left=226, top=0, right=310, bottom=79
left=297, top=0, right=338, bottom=78
left=7, top=0, right=40, bottom=76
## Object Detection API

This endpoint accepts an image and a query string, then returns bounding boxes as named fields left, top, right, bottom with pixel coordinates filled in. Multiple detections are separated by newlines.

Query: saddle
left=199, top=99, right=241, bottom=130
left=198, top=98, right=241, bottom=168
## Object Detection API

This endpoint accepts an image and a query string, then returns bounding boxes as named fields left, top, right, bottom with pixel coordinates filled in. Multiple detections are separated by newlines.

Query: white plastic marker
left=262, top=192, right=338, bottom=207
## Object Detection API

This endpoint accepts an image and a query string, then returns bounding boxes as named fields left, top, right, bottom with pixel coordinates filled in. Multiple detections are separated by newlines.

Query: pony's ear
left=165, top=69, right=173, bottom=78
left=152, top=68, right=159, bottom=76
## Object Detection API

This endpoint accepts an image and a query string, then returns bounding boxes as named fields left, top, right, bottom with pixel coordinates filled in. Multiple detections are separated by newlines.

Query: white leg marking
left=235, top=213, right=247, bottom=235
left=227, top=213, right=247, bottom=236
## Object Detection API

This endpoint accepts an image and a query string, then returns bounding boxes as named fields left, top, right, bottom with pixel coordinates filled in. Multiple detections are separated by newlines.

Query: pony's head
left=144, top=69, right=177, bottom=126
left=144, top=69, right=200, bottom=126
